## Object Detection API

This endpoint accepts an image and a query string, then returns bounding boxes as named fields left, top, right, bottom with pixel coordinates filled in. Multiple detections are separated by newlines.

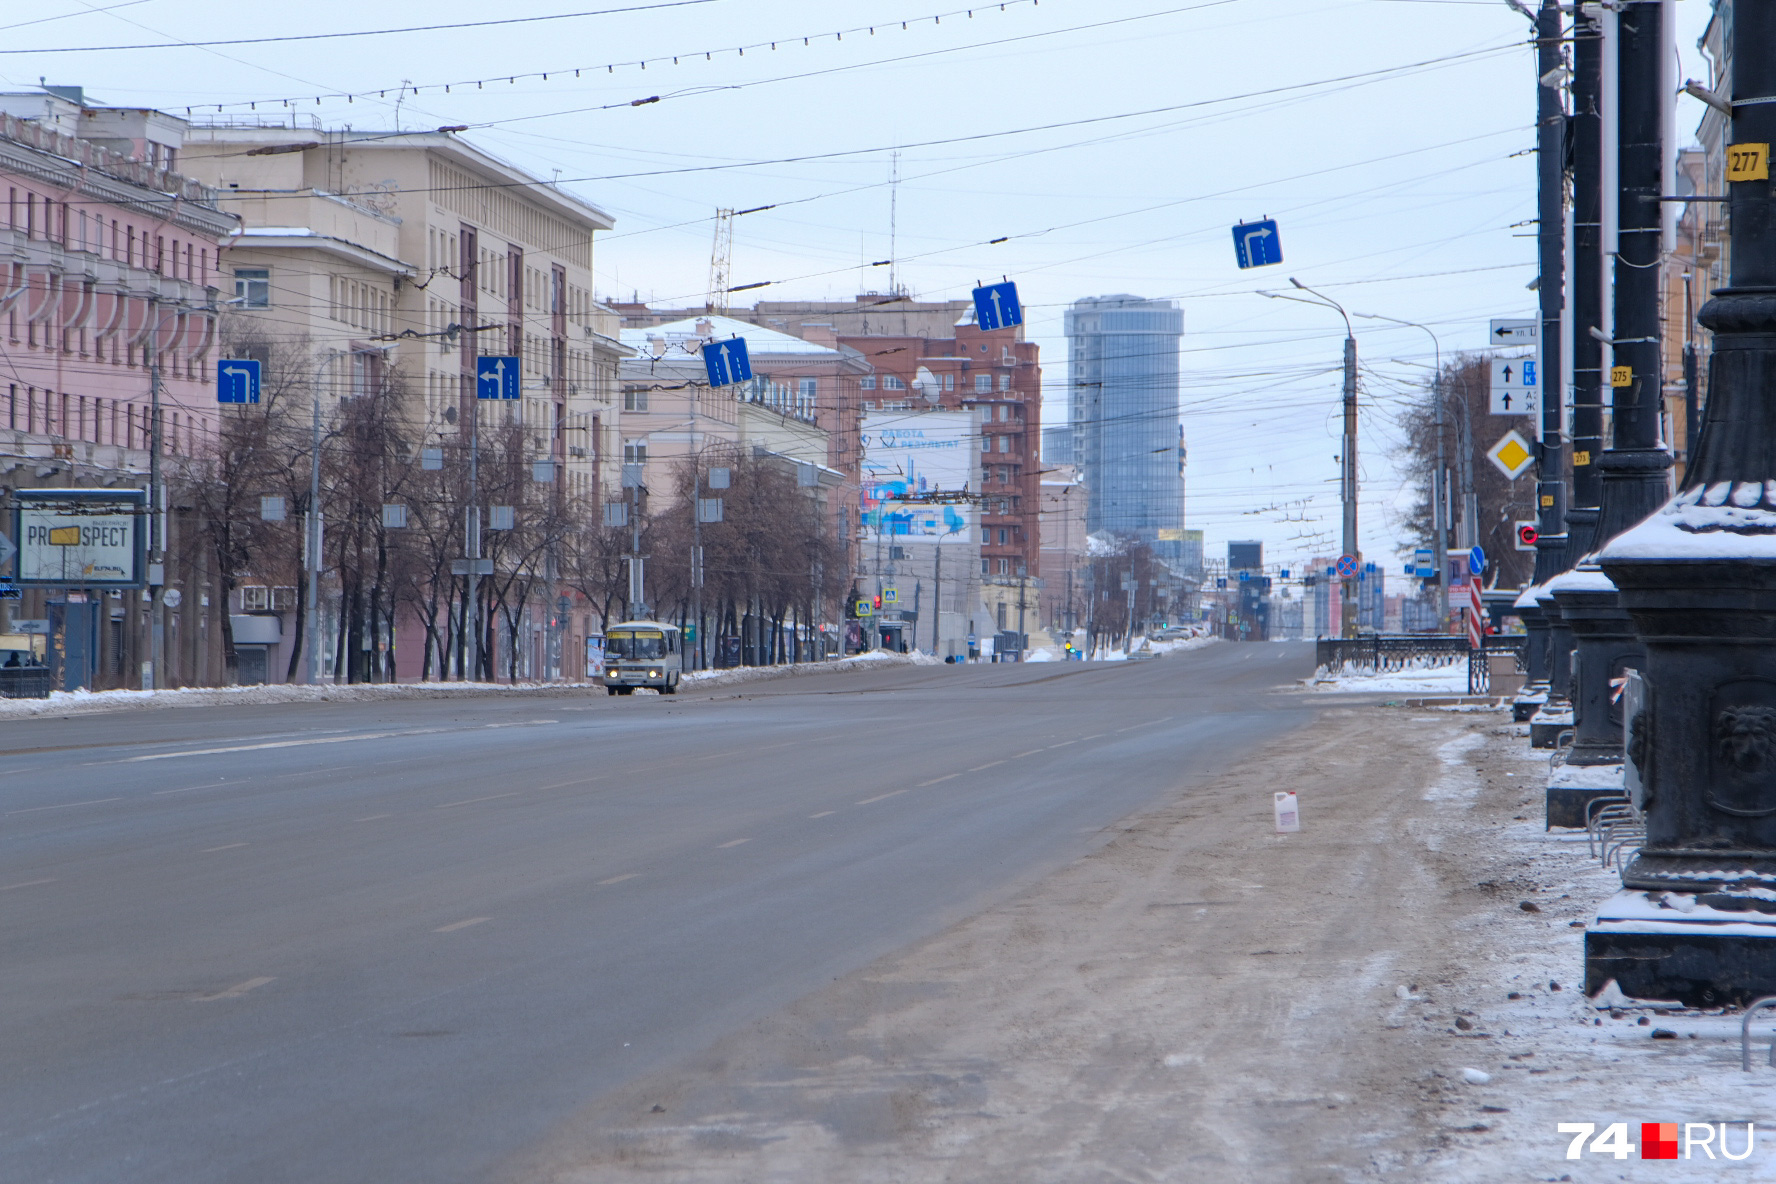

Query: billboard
left=860, top=411, right=978, bottom=545
left=11, top=488, right=148, bottom=587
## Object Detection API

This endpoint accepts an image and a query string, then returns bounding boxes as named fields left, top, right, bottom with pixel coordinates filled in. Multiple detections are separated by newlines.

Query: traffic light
left=873, top=594, right=883, bottom=609
left=1515, top=521, right=1539, bottom=551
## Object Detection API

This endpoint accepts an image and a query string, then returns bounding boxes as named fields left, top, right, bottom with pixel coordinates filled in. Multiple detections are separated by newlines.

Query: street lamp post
left=1264, top=280, right=1360, bottom=637
left=1586, top=2, right=1776, bottom=1007
left=306, top=350, right=342, bottom=685
left=1357, top=314, right=1446, bottom=634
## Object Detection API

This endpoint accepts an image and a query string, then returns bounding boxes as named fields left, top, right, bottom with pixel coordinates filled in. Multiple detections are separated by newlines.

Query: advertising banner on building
left=11, top=489, right=148, bottom=587
left=860, top=412, right=978, bottom=545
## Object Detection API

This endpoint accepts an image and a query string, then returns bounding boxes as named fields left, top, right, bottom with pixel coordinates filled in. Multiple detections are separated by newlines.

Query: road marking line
left=1047, top=741, right=1076, bottom=749
left=354, top=814, right=392, bottom=822
left=153, top=785, right=219, bottom=795
left=435, top=917, right=490, bottom=933
left=716, top=838, right=751, bottom=848
left=597, top=873, right=639, bottom=885
left=916, top=773, right=959, bottom=786
left=435, top=792, right=520, bottom=808
left=5, top=796, right=125, bottom=815
left=122, top=727, right=451, bottom=763
left=196, top=976, right=275, bottom=1002
left=1011, top=749, right=1045, bottom=759
left=201, top=843, right=248, bottom=852
left=539, top=777, right=598, bottom=790
left=1080, top=733, right=1107, bottom=740
left=0, top=878, right=56, bottom=891
left=856, top=790, right=905, bottom=805
left=809, top=811, right=836, bottom=818
left=967, top=760, right=1004, bottom=772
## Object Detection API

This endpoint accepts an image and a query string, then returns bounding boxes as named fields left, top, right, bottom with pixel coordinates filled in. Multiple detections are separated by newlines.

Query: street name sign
left=1489, top=318, right=1537, bottom=344
left=971, top=281, right=1023, bottom=331
left=1489, top=357, right=1539, bottom=416
left=216, top=358, right=262, bottom=405
left=476, top=355, right=520, bottom=400
left=702, top=336, right=753, bottom=387
left=1232, top=219, right=1282, bottom=269
left=1487, top=430, right=1536, bottom=480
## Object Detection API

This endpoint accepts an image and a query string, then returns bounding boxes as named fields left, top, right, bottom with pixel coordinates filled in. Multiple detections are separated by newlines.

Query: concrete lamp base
left=1587, top=888, right=1776, bottom=1009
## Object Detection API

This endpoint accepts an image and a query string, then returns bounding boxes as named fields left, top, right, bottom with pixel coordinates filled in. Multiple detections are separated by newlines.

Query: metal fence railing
left=0, top=668, right=52, bottom=699
left=1315, top=634, right=1528, bottom=696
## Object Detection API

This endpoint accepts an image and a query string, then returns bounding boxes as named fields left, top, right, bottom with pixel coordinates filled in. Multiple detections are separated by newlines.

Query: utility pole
left=306, top=352, right=341, bottom=685
left=1566, top=4, right=1606, bottom=560
left=146, top=337, right=164, bottom=690
left=1551, top=0, right=1671, bottom=771
left=1532, top=0, right=1570, bottom=579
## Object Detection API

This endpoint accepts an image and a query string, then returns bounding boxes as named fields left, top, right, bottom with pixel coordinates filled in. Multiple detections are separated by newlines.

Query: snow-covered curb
left=0, top=651, right=942, bottom=720
left=1306, top=663, right=1470, bottom=695
left=1027, top=635, right=1220, bottom=663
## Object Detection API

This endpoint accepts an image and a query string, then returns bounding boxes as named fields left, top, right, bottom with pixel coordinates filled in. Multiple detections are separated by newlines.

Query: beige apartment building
left=180, top=120, right=625, bottom=503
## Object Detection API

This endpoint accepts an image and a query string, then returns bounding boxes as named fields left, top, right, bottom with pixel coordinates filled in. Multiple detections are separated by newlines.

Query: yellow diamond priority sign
left=1487, top=429, right=1535, bottom=480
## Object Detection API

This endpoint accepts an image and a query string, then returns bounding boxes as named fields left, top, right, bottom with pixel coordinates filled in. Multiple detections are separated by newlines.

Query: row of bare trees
left=172, top=330, right=847, bottom=684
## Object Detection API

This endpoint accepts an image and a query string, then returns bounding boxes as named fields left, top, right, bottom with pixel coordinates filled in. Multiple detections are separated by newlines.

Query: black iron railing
left=1314, top=635, right=1472, bottom=673
left=0, top=668, right=51, bottom=699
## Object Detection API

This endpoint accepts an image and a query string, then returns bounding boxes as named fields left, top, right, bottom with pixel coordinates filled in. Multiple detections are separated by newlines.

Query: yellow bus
left=602, top=621, right=682, bottom=695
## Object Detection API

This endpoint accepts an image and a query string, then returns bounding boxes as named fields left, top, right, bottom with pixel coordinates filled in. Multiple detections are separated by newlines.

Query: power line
left=0, top=0, right=731, bottom=54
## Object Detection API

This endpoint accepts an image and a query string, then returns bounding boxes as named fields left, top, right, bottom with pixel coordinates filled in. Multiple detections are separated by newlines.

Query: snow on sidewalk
left=0, top=650, right=941, bottom=720
left=1307, top=661, right=1471, bottom=695
left=1418, top=717, right=1776, bottom=1180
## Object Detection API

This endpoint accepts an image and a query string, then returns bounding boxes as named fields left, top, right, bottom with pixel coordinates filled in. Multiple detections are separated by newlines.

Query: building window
left=999, top=374, right=1012, bottom=392
left=981, top=559, right=990, bottom=575
left=943, top=373, right=954, bottom=390
left=998, top=528, right=1009, bottom=545
left=234, top=268, right=270, bottom=308
left=623, top=440, right=647, bottom=463
left=998, top=435, right=1010, bottom=453
left=982, top=527, right=991, bottom=544
left=974, top=374, right=992, bottom=393
left=981, top=433, right=992, bottom=454
left=860, top=375, right=876, bottom=390
left=996, top=558, right=1010, bottom=575
left=624, top=388, right=648, bottom=412
left=883, top=375, right=905, bottom=390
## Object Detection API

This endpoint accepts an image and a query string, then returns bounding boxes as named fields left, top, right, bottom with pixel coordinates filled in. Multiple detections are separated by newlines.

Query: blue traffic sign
left=1469, top=545, right=1487, bottom=575
left=1232, top=219, right=1282, bottom=269
left=476, top=356, right=520, bottom=400
left=216, top=358, right=261, bottom=405
left=1335, top=554, right=1359, bottom=579
left=972, top=281, right=1023, bottom=332
left=702, top=336, right=753, bottom=387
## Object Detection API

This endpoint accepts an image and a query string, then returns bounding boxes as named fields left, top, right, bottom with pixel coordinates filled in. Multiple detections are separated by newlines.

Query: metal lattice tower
left=706, top=208, right=733, bottom=314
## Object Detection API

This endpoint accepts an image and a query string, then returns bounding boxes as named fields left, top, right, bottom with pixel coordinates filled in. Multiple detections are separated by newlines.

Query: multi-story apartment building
left=1064, top=294, right=1186, bottom=562
left=179, top=120, right=626, bottom=681
left=0, top=87, right=238, bottom=689
left=181, top=119, right=624, bottom=504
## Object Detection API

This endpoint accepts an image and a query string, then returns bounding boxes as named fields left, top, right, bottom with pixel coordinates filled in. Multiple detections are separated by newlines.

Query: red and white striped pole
left=1468, top=579, right=1484, bottom=649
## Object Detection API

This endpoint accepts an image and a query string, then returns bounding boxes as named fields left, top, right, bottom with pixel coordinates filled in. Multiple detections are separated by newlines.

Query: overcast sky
left=0, top=0, right=1718, bottom=577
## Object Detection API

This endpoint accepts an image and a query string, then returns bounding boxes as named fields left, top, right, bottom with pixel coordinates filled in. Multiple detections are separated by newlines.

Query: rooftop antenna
left=707, top=207, right=733, bottom=315
left=888, top=151, right=900, bottom=297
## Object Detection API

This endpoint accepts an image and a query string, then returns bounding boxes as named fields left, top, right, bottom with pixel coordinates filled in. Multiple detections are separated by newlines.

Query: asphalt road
left=0, top=642, right=1314, bottom=1184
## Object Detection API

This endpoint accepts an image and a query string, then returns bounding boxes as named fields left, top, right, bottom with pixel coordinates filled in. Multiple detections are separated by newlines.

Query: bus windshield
left=607, top=630, right=667, bottom=660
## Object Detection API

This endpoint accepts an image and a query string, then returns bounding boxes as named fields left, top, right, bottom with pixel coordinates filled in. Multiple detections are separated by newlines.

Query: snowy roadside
left=1025, top=633, right=1219, bottom=663
left=1415, top=716, right=1776, bottom=1181
left=0, top=650, right=941, bottom=721
left=1306, top=661, right=1472, bottom=696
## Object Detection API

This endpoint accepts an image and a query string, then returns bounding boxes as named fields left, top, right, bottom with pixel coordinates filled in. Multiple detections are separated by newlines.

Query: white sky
left=0, top=0, right=1719, bottom=577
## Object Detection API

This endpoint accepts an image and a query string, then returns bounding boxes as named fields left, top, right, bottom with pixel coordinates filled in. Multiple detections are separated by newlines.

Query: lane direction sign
left=1232, top=219, right=1282, bottom=269
left=972, top=281, right=1023, bottom=331
left=1487, top=429, right=1536, bottom=480
left=476, top=355, right=520, bottom=400
left=1489, top=357, right=1540, bottom=417
left=702, top=336, right=753, bottom=387
left=1489, top=318, right=1538, bottom=344
left=216, top=358, right=262, bottom=405
left=1469, top=545, right=1487, bottom=576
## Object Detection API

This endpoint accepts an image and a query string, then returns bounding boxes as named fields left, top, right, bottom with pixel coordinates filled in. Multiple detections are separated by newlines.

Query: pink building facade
left=1, top=97, right=235, bottom=457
